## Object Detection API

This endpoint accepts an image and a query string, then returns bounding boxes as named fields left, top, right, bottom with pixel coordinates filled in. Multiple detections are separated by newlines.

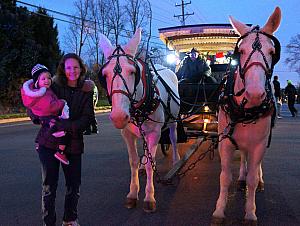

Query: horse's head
left=230, top=7, right=281, bottom=108
left=99, top=29, right=142, bottom=129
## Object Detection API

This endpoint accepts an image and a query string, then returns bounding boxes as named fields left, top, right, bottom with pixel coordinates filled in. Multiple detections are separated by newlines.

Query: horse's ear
left=261, top=7, right=281, bottom=34
left=124, top=28, right=142, bottom=56
left=99, top=34, right=114, bottom=59
left=229, top=16, right=249, bottom=36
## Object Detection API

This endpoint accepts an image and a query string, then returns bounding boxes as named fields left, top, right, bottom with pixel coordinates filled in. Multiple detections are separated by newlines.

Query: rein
left=219, top=26, right=280, bottom=148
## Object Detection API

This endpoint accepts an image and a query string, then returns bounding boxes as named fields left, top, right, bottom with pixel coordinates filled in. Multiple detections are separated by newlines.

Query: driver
left=176, top=48, right=216, bottom=83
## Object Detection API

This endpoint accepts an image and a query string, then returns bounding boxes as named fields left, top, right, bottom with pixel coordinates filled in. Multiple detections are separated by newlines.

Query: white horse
left=212, top=7, right=281, bottom=224
left=99, top=28, right=180, bottom=212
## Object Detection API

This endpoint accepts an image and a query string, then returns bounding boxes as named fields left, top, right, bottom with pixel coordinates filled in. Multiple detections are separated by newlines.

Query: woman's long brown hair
left=56, top=53, right=87, bottom=87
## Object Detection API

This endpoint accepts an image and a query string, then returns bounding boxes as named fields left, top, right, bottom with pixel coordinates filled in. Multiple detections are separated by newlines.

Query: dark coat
left=272, top=79, right=281, bottom=98
left=284, top=84, right=297, bottom=101
left=33, top=77, right=95, bottom=154
left=176, top=56, right=212, bottom=82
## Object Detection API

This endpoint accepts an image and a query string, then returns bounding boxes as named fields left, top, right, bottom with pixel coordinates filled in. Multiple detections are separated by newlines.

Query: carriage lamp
left=230, top=59, right=238, bottom=66
left=204, top=106, right=210, bottom=112
left=166, top=54, right=177, bottom=64
left=203, top=118, right=210, bottom=131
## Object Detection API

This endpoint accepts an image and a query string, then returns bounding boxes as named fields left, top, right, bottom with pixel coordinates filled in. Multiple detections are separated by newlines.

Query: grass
left=0, top=113, right=28, bottom=120
left=95, top=105, right=111, bottom=111
left=0, top=99, right=111, bottom=120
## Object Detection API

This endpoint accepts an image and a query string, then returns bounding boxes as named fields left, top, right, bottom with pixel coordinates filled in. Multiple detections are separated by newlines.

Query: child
left=21, top=64, right=70, bottom=165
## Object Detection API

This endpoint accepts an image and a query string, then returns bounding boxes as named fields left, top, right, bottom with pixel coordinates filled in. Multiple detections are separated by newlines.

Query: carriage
left=98, top=7, right=281, bottom=219
left=158, top=24, right=240, bottom=158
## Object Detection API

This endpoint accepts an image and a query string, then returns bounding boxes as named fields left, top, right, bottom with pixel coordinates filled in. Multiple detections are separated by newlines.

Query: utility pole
left=174, top=0, right=194, bottom=26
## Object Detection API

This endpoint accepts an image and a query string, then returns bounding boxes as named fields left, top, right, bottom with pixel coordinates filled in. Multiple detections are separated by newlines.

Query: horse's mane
left=152, top=64, right=178, bottom=85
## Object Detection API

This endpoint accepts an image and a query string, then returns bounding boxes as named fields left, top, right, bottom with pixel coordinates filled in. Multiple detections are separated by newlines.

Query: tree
left=124, top=0, right=152, bottom=59
left=63, top=0, right=90, bottom=57
left=0, top=1, right=36, bottom=110
left=125, top=0, right=150, bottom=35
left=108, top=0, right=126, bottom=45
left=285, top=34, right=300, bottom=75
left=88, top=0, right=112, bottom=65
left=30, top=8, right=62, bottom=72
left=0, top=1, right=62, bottom=111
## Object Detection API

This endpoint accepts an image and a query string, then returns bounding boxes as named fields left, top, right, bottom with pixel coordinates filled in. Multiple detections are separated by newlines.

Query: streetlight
left=166, top=53, right=177, bottom=64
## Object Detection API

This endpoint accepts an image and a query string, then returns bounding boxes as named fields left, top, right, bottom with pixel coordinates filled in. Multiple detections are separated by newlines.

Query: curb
left=0, top=109, right=111, bottom=124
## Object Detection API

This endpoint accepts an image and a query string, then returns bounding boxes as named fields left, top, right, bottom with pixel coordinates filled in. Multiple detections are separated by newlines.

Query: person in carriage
left=176, top=47, right=217, bottom=83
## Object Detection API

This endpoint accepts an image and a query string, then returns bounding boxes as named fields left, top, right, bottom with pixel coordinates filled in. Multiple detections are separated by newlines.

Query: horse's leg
left=237, top=152, right=247, bottom=191
left=143, top=130, right=161, bottom=212
left=121, top=129, right=139, bottom=208
left=168, top=122, right=180, bottom=165
left=238, top=152, right=264, bottom=192
left=244, top=146, right=265, bottom=221
left=238, top=152, right=247, bottom=180
left=212, top=140, right=235, bottom=219
left=256, top=163, right=265, bottom=192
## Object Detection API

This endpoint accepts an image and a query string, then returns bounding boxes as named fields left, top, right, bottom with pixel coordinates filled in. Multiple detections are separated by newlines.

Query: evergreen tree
left=0, top=1, right=62, bottom=112
left=30, top=8, right=62, bottom=73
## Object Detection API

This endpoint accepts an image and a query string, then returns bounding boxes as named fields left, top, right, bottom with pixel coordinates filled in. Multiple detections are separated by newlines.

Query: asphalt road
left=0, top=105, right=299, bottom=226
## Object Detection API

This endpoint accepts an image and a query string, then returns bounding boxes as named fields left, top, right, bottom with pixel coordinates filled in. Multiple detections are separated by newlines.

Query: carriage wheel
left=161, top=144, right=170, bottom=156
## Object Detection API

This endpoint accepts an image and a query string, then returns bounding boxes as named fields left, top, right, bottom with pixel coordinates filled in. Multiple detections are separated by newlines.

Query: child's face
left=38, top=72, right=52, bottom=88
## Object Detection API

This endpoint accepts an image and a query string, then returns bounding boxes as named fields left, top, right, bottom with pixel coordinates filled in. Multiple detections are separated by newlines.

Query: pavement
left=0, top=104, right=299, bottom=225
left=0, top=109, right=111, bottom=124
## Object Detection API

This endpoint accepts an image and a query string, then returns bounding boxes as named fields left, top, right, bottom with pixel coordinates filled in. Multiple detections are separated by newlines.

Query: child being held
left=21, top=64, right=70, bottom=165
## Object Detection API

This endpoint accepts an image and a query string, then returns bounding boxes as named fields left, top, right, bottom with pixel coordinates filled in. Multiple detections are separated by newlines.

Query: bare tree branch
left=285, top=34, right=300, bottom=75
left=63, top=0, right=91, bottom=57
left=107, top=0, right=126, bottom=45
left=125, top=0, right=150, bottom=35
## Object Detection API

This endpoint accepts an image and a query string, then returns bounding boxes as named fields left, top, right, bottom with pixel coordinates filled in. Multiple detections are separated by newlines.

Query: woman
left=31, top=53, right=94, bottom=226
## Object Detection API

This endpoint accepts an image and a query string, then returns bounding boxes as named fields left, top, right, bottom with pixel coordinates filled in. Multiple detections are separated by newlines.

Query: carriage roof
left=158, top=24, right=241, bottom=54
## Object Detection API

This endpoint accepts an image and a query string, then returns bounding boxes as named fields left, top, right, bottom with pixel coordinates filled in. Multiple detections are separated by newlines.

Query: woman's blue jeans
left=38, top=145, right=81, bottom=226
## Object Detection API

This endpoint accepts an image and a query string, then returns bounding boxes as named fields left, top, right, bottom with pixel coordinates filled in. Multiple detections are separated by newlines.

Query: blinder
left=231, top=26, right=281, bottom=80
left=97, top=45, right=141, bottom=100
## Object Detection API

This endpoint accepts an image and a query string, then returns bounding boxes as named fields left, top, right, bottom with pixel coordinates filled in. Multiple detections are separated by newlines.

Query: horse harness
left=218, top=26, right=281, bottom=149
left=98, top=45, right=179, bottom=125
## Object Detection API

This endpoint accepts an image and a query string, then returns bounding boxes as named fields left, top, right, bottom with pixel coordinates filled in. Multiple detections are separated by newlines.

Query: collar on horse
left=219, top=26, right=280, bottom=148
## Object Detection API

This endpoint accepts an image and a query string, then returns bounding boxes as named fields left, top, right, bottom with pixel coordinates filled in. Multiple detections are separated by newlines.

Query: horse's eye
left=239, top=50, right=244, bottom=55
left=270, top=50, right=275, bottom=55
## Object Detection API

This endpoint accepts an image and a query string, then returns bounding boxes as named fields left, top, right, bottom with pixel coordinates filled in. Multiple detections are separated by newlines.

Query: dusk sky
left=18, top=0, right=300, bottom=85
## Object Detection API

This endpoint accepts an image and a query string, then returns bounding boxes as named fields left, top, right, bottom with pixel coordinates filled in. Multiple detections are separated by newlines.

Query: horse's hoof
left=124, top=197, right=137, bottom=209
left=210, top=216, right=225, bottom=225
left=237, top=180, right=247, bottom=191
left=256, top=181, right=264, bottom=192
left=143, top=201, right=156, bottom=213
left=243, top=219, right=257, bottom=226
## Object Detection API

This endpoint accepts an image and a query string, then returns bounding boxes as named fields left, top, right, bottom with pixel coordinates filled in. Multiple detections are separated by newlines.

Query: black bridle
left=219, top=26, right=281, bottom=148
left=99, top=45, right=141, bottom=103
left=98, top=45, right=163, bottom=123
left=233, top=25, right=281, bottom=82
